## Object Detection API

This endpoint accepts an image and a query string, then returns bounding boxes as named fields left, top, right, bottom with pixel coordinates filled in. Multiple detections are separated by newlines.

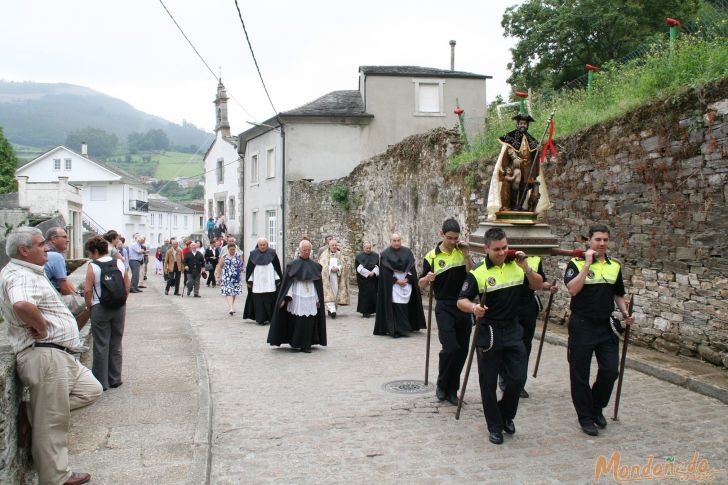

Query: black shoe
left=109, top=382, right=123, bottom=388
left=594, top=414, right=607, bottom=429
left=165, top=290, right=169, bottom=295
left=436, top=386, right=447, bottom=401
left=489, top=431, right=504, bottom=445
left=187, top=291, right=191, bottom=296
left=446, top=393, right=459, bottom=406
left=581, top=422, right=599, bottom=436
left=331, top=312, right=336, bottom=319
left=174, top=292, right=180, bottom=296
left=520, top=388, right=529, bottom=398
left=363, top=313, right=370, bottom=318
left=503, top=419, right=516, bottom=435
left=194, top=295, right=201, bottom=298
left=130, top=289, right=142, bottom=293
left=301, top=347, right=312, bottom=353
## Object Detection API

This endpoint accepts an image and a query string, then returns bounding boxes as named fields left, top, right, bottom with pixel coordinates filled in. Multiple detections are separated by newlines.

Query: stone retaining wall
left=286, top=78, right=728, bottom=368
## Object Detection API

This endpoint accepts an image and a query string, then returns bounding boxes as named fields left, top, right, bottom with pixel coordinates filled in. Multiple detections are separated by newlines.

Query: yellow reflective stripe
left=485, top=279, right=523, bottom=292
left=571, top=257, right=620, bottom=284
left=434, top=261, right=465, bottom=274
left=584, top=277, right=618, bottom=284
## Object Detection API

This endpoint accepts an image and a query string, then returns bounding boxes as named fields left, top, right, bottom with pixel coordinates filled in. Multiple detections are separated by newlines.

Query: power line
left=157, top=0, right=257, bottom=120
left=233, top=0, right=278, bottom=115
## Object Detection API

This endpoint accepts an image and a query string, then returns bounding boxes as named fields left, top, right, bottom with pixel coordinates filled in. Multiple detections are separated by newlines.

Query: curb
left=539, top=332, right=728, bottom=405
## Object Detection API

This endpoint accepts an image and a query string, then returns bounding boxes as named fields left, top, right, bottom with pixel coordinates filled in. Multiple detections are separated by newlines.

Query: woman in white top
left=83, top=236, right=130, bottom=391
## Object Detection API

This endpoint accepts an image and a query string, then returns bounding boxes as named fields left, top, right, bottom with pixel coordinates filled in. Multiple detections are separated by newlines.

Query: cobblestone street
left=70, top=277, right=728, bottom=484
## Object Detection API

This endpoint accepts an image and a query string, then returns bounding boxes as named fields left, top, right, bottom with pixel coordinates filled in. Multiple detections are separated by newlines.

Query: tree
left=65, top=127, right=118, bottom=158
left=502, top=0, right=701, bottom=91
left=127, top=129, right=170, bottom=152
left=0, top=126, right=18, bottom=193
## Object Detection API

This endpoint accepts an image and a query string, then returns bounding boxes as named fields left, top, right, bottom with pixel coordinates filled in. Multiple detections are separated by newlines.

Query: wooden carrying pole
left=455, top=319, right=479, bottom=420
left=612, top=294, right=634, bottom=421
left=532, top=283, right=554, bottom=378
left=425, top=289, right=434, bottom=385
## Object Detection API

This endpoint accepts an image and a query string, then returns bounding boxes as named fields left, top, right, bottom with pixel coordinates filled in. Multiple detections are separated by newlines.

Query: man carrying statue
left=486, top=112, right=551, bottom=220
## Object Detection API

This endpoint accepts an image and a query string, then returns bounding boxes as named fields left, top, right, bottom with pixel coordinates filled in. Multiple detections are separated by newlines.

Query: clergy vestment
left=355, top=250, right=379, bottom=316
left=374, top=245, right=426, bottom=337
left=243, top=248, right=283, bottom=325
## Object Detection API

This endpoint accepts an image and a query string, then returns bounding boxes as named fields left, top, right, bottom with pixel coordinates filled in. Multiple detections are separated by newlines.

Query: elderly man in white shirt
left=0, top=227, right=102, bottom=485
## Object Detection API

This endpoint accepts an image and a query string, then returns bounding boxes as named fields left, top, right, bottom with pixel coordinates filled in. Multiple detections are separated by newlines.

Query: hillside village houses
left=236, top=65, right=491, bottom=259
left=203, top=80, right=241, bottom=239
left=15, top=142, right=150, bottom=244
left=147, top=195, right=203, bottom=246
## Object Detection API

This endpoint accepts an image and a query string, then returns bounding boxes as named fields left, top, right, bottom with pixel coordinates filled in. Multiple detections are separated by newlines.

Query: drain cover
left=382, top=380, right=434, bottom=394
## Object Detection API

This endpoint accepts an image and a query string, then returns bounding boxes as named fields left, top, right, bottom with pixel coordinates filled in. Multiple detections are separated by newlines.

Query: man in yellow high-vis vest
left=419, top=219, right=473, bottom=406
left=564, top=224, right=634, bottom=437
left=457, top=227, right=543, bottom=445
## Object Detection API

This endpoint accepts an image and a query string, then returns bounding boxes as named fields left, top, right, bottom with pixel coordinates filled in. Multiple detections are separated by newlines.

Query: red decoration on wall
left=515, top=91, right=528, bottom=98
left=666, top=18, right=681, bottom=26
left=585, top=64, right=599, bottom=71
left=540, top=119, right=558, bottom=163
left=454, top=107, right=464, bottom=115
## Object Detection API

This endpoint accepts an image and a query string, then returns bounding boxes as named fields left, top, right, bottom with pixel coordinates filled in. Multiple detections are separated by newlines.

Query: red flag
left=540, top=119, right=557, bottom=163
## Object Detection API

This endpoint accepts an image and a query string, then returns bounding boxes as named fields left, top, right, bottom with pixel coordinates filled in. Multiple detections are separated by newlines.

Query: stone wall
left=286, top=128, right=475, bottom=261
left=286, top=77, right=728, bottom=368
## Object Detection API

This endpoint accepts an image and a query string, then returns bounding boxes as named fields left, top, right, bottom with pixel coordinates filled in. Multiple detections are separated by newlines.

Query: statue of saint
left=486, top=113, right=551, bottom=221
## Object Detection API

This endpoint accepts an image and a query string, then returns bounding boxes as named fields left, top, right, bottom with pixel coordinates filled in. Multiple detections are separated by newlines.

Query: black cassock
left=243, top=248, right=283, bottom=324
left=373, top=246, right=426, bottom=337
left=355, top=251, right=379, bottom=315
left=267, top=258, right=327, bottom=349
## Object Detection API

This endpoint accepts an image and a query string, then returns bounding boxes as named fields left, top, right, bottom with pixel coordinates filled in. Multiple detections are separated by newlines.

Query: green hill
left=0, top=81, right=212, bottom=150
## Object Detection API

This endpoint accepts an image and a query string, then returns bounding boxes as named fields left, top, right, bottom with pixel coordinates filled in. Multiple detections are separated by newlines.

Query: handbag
left=205, top=262, right=214, bottom=272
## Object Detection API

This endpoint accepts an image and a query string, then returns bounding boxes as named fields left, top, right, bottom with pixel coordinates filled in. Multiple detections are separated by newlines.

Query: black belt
left=27, top=342, right=74, bottom=354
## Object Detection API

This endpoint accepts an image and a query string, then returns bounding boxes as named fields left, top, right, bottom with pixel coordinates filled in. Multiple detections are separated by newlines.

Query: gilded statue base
left=494, top=210, right=538, bottom=225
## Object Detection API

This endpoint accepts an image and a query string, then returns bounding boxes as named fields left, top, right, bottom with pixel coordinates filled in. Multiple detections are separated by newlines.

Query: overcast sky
left=2, top=0, right=521, bottom=133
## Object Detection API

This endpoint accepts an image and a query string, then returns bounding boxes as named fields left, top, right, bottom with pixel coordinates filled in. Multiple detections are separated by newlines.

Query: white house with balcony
left=16, top=144, right=149, bottom=239
left=203, top=80, right=241, bottom=238
left=237, top=65, right=491, bottom=260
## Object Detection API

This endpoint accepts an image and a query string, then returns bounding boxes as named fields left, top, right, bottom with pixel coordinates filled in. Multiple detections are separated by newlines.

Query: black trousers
left=165, top=269, right=181, bottom=294
left=567, top=314, right=620, bottom=425
left=435, top=300, right=471, bottom=394
left=206, top=270, right=216, bottom=286
left=476, top=319, right=527, bottom=433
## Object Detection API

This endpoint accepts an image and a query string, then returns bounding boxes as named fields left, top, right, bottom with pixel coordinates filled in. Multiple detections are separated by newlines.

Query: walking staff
left=532, top=281, right=554, bottom=378
left=456, top=310, right=482, bottom=420
left=612, top=294, right=634, bottom=421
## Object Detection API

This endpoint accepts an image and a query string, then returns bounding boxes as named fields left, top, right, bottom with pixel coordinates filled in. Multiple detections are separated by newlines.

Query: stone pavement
left=69, top=276, right=728, bottom=484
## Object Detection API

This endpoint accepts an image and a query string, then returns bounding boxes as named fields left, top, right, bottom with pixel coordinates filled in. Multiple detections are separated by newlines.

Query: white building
left=15, top=176, right=84, bottom=258
left=16, top=144, right=149, bottom=239
left=238, top=65, right=490, bottom=260
left=146, top=196, right=196, bottom=248
left=203, top=80, right=241, bottom=238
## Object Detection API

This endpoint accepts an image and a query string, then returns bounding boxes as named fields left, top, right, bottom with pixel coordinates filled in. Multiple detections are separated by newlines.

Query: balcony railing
left=129, top=199, right=149, bottom=212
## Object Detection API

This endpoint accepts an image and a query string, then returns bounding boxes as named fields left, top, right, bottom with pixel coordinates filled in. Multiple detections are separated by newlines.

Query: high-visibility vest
left=570, top=257, right=621, bottom=285
left=424, top=246, right=466, bottom=276
left=470, top=259, right=524, bottom=294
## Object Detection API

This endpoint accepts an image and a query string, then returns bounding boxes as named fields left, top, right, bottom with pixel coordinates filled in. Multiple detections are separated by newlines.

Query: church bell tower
left=214, top=79, right=231, bottom=137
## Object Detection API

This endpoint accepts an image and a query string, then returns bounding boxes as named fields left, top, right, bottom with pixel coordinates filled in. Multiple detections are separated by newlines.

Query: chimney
left=81, top=142, right=88, bottom=156
left=449, top=40, right=456, bottom=71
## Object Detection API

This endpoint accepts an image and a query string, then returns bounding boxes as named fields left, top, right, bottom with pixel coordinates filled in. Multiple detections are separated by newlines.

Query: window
left=173, top=215, right=178, bottom=227
left=251, top=210, right=258, bottom=236
left=228, top=197, right=235, bottom=218
left=53, top=159, right=61, bottom=170
left=250, top=154, right=259, bottom=184
left=266, top=148, right=275, bottom=178
left=184, top=215, right=188, bottom=226
left=90, top=186, right=107, bottom=201
left=158, top=234, right=162, bottom=244
left=266, top=210, right=277, bottom=248
left=216, top=200, right=225, bottom=218
left=216, top=158, right=224, bottom=184
left=64, top=158, right=72, bottom=170
left=208, top=200, right=213, bottom=218
left=414, top=80, right=445, bottom=115
left=128, top=187, right=133, bottom=202
left=150, top=214, right=154, bottom=226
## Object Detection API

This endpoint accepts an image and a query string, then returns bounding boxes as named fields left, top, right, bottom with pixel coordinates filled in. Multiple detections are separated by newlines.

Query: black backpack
left=92, top=260, right=127, bottom=309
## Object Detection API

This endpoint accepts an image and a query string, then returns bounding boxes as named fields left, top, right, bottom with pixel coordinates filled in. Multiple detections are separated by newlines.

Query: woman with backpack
left=83, top=236, right=130, bottom=391
left=216, top=243, right=243, bottom=315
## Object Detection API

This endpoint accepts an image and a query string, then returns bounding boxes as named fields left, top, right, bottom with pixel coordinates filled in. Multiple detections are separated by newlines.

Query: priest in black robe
left=243, top=237, right=283, bottom=325
left=267, top=239, right=327, bottom=353
left=374, top=233, right=426, bottom=337
left=355, top=242, right=379, bottom=317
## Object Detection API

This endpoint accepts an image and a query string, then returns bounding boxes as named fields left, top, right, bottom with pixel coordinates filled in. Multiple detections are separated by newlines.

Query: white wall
left=362, top=75, right=486, bottom=159
left=147, top=209, right=195, bottom=247
left=285, top=121, right=368, bottom=183
left=243, top=129, right=282, bottom=255
left=203, top=133, right=241, bottom=236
